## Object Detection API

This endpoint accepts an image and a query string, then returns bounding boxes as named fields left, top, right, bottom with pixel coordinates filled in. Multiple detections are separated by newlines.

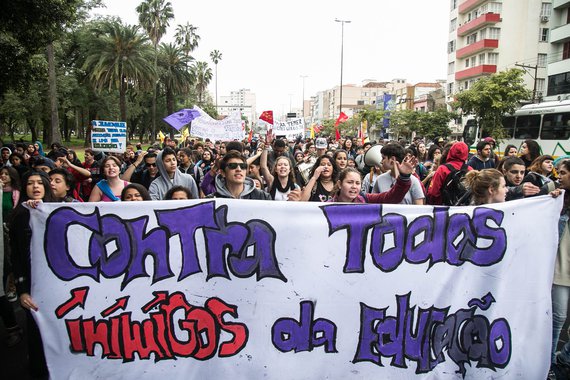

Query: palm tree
left=83, top=21, right=155, bottom=121
left=136, top=0, right=174, bottom=142
left=175, top=23, right=200, bottom=61
left=209, top=49, right=222, bottom=109
left=158, top=43, right=194, bottom=115
left=191, top=61, right=212, bottom=105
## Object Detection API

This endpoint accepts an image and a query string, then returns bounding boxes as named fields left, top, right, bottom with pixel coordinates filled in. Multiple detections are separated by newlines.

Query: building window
left=488, top=27, right=500, bottom=39
left=539, top=28, right=549, bottom=42
left=538, top=53, right=547, bottom=67
left=450, top=18, right=457, bottom=32
left=450, top=0, right=457, bottom=10
left=447, top=82, right=454, bottom=94
left=564, top=42, right=570, bottom=60
left=536, top=78, right=546, bottom=93
left=488, top=53, right=499, bottom=64
left=488, top=2, right=502, bottom=14
left=547, top=72, right=570, bottom=96
left=448, top=61, right=455, bottom=75
left=464, top=81, right=469, bottom=90
left=541, top=2, right=552, bottom=17
left=479, top=53, right=486, bottom=64
left=448, top=40, right=456, bottom=53
left=467, top=33, right=477, bottom=44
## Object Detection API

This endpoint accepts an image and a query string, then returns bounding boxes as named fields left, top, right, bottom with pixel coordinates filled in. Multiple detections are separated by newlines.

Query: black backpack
left=441, top=163, right=470, bottom=206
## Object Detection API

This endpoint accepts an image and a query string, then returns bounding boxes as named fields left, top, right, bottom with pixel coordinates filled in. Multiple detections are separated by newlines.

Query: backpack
left=441, top=163, right=469, bottom=206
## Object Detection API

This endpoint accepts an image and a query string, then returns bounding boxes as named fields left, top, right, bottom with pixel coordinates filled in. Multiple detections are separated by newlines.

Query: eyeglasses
left=226, top=162, right=247, bottom=170
left=146, top=163, right=157, bottom=168
left=508, top=170, right=525, bottom=175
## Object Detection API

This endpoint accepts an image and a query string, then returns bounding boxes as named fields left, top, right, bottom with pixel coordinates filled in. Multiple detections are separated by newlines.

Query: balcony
left=458, top=0, right=486, bottom=14
left=456, top=39, right=498, bottom=59
left=455, top=64, right=497, bottom=80
left=551, top=23, right=570, bottom=44
left=458, top=13, right=501, bottom=36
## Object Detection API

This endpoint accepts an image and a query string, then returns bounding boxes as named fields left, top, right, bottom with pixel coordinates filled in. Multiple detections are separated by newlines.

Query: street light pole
left=335, top=18, right=351, bottom=117
left=300, top=75, right=308, bottom=121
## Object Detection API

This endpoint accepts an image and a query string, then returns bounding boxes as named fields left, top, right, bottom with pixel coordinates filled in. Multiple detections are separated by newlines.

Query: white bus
left=462, top=100, right=570, bottom=157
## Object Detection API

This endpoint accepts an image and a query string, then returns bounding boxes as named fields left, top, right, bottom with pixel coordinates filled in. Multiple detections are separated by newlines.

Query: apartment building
left=217, top=88, right=257, bottom=123
left=545, top=0, right=570, bottom=100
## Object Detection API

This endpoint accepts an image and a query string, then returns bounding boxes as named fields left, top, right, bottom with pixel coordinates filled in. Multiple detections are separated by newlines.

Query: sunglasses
left=146, top=163, right=157, bottom=168
left=226, top=162, right=247, bottom=170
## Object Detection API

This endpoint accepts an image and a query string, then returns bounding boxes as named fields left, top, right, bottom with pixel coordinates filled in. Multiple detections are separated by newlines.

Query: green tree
left=418, top=108, right=455, bottom=141
left=136, top=0, right=174, bottom=141
left=192, top=61, right=212, bottom=105
left=82, top=21, right=155, bottom=122
left=210, top=50, right=222, bottom=109
left=158, top=43, right=194, bottom=115
left=389, top=109, right=421, bottom=140
left=454, top=68, right=531, bottom=139
left=175, top=23, right=200, bottom=60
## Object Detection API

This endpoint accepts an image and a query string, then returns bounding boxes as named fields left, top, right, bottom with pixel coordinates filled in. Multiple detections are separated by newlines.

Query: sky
left=92, top=0, right=450, bottom=119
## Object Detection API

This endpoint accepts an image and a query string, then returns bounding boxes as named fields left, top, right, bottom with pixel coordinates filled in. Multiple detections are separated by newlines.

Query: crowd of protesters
left=0, top=133, right=568, bottom=378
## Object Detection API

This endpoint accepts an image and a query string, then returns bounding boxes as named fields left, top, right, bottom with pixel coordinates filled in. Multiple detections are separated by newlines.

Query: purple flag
left=163, top=109, right=201, bottom=131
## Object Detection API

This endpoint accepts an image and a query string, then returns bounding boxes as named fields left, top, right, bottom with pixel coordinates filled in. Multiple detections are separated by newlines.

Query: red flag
left=313, top=124, right=323, bottom=134
left=259, top=110, right=274, bottom=125
left=334, top=112, right=348, bottom=127
left=335, top=127, right=341, bottom=141
left=248, top=128, right=253, bottom=143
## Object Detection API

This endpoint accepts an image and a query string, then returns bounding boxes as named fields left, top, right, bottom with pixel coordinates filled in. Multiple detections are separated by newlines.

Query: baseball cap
left=315, top=138, right=328, bottom=149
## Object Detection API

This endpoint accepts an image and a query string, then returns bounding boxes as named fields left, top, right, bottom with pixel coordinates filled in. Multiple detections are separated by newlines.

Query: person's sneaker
left=6, top=291, right=17, bottom=302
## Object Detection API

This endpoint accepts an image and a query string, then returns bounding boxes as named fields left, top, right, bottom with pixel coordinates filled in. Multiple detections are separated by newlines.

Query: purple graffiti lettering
left=353, top=293, right=511, bottom=378
left=319, top=204, right=383, bottom=272
left=271, top=301, right=337, bottom=353
left=321, top=205, right=507, bottom=273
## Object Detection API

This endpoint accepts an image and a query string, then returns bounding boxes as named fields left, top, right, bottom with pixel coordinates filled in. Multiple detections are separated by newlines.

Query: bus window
left=514, top=115, right=540, bottom=139
left=463, top=119, right=478, bottom=146
left=502, top=116, right=515, bottom=139
left=541, top=112, right=570, bottom=140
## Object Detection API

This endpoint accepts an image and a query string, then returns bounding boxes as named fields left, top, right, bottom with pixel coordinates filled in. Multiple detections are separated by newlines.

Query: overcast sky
left=93, top=0, right=450, bottom=119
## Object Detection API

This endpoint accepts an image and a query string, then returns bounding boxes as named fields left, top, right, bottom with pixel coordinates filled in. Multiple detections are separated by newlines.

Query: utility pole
left=515, top=63, right=539, bottom=102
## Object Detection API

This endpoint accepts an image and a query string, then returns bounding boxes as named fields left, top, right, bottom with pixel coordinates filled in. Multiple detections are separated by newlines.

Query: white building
left=217, top=88, right=257, bottom=124
left=545, top=0, right=570, bottom=101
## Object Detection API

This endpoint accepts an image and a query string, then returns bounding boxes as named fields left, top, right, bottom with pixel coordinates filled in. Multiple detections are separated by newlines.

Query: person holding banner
left=329, top=157, right=415, bottom=203
left=461, top=169, right=508, bottom=205
left=88, top=156, right=130, bottom=202
left=10, top=171, right=56, bottom=378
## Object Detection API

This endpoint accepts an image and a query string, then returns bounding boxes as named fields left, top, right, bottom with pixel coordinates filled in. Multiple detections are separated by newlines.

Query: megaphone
left=364, top=145, right=383, bottom=167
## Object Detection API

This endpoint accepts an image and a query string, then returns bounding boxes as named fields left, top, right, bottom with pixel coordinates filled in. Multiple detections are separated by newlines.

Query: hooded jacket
left=427, top=142, right=471, bottom=205
left=149, top=150, right=199, bottom=200
left=209, top=174, right=271, bottom=200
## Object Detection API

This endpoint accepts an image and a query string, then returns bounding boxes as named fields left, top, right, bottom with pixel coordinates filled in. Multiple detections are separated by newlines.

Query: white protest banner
left=273, top=118, right=305, bottom=139
left=190, top=106, right=245, bottom=141
left=91, top=120, right=127, bottom=153
left=29, top=196, right=560, bottom=379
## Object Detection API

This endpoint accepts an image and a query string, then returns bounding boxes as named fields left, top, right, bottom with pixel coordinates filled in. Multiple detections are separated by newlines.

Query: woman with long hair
left=329, top=158, right=415, bottom=203
left=462, top=169, right=507, bottom=205
left=504, top=144, right=518, bottom=158
left=520, top=139, right=541, bottom=168
left=300, top=155, right=339, bottom=202
left=260, top=149, right=300, bottom=201
left=333, top=149, right=349, bottom=171
left=88, top=156, right=129, bottom=202
left=522, top=155, right=556, bottom=191
left=10, top=171, right=57, bottom=378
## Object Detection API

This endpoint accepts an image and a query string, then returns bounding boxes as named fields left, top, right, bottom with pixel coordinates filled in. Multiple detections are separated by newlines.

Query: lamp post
left=300, top=75, right=308, bottom=121
left=335, top=18, right=351, bottom=117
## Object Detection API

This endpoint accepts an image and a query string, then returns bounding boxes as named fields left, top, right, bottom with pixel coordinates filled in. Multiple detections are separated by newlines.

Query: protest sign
left=29, top=196, right=560, bottom=379
left=190, top=107, right=245, bottom=141
left=91, top=121, right=127, bottom=153
left=273, top=118, right=305, bottom=139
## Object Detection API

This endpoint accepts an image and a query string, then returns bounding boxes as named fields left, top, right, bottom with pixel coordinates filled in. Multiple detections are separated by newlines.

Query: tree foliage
left=454, top=68, right=531, bottom=139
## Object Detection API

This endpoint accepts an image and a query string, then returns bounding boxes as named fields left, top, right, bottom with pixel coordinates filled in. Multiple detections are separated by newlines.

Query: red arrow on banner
left=55, top=287, right=89, bottom=319
left=100, top=296, right=130, bottom=317
left=141, top=291, right=168, bottom=313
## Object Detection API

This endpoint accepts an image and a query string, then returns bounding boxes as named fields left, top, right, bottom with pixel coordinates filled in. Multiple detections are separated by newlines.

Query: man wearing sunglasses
left=123, top=151, right=160, bottom=190
left=208, top=151, right=271, bottom=200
